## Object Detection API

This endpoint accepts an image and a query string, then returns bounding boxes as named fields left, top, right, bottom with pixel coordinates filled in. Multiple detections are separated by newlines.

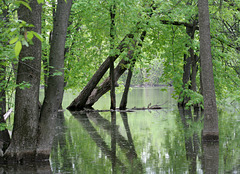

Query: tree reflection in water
left=50, top=106, right=239, bottom=173
left=179, top=106, right=219, bottom=174
left=66, top=111, right=143, bottom=173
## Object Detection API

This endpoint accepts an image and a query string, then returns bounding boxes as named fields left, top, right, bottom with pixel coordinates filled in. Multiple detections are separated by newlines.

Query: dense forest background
left=0, top=0, right=239, bottom=163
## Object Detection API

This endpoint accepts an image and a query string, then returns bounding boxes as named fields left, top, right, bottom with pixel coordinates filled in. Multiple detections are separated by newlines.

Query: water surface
left=47, top=87, right=240, bottom=173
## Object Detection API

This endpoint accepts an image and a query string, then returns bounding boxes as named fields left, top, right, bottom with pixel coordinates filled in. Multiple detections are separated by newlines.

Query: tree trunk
left=67, top=34, right=134, bottom=111
left=109, top=2, right=116, bottom=110
left=198, top=0, right=219, bottom=141
left=119, top=64, right=134, bottom=110
left=179, top=25, right=196, bottom=107
left=71, top=32, right=145, bottom=109
left=36, top=0, right=72, bottom=160
left=4, top=0, right=42, bottom=162
left=85, top=48, right=136, bottom=108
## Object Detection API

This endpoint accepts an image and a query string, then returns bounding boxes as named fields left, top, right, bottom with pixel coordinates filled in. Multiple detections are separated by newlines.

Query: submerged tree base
left=202, top=132, right=219, bottom=142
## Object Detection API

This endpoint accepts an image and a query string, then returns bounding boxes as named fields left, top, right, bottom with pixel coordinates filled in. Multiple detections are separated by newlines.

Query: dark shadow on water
left=0, top=162, right=52, bottom=174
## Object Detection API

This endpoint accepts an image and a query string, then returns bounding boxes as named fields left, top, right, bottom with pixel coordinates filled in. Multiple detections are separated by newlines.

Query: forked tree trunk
left=4, top=0, right=42, bottom=162
left=36, top=0, right=72, bottom=160
left=198, top=0, right=219, bottom=141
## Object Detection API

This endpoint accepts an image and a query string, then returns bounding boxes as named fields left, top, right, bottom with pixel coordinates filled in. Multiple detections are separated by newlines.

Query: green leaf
left=14, top=41, right=22, bottom=57
left=22, top=56, right=34, bottom=61
left=9, top=37, right=19, bottom=44
left=16, top=1, right=32, bottom=11
left=32, top=31, right=43, bottom=41
left=27, top=31, right=34, bottom=40
left=52, top=71, right=63, bottom=76
left=37, top=0, right=44, bottom=4
left=22, top=39, right=29, bottom=47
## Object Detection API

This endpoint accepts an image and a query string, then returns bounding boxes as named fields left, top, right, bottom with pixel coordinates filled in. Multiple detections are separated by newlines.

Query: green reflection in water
left=50, top=87, right=240, bottom=173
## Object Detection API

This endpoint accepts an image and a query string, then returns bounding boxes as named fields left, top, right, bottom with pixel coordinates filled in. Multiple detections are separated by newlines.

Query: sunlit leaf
left=27, top=31, right=34, bottom=40
left=32, top=31, right=43, bottom=41
left=37, top=0, right=44, bottom=4
left=14, top=41, right=22, bottom=57
left=15, top=1, right=32, bottom=11
left=9, top=37, right=19, bottom=44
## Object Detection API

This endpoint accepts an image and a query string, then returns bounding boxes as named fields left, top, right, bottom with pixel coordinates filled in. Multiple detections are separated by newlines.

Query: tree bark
left=4, top=0, right=42, bottom=162
left=198, top=0, right=219, bottom=141
left=85, top=47, right=136, bottom=108
left=73, top=31, right=145, bottom=109
left=109, top=2, right=116, bottom=110
left=36, top=0, right=72, bottom=160
left=179, top=26, right=195, bottom=107
left=119, top=64, right=134, bottom=110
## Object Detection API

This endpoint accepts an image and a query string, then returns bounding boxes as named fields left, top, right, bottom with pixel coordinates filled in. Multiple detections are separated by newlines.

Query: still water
left=49, top=87, right=240, bottom=174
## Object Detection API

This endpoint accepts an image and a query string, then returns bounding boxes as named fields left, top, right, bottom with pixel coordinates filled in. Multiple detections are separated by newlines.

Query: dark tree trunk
left=67, top=34, right=134, bottom=111
left=179, top=25, right=197, bottom=107
left=109, top=2, right=116, bottom=110
left=0, top=3, right=11, bottom=156
left=4, top=0, right=42, bottom=162
left=119, top=64, right=134, bottom=110
left=198, top=0, right=219, bottom=141
left=36, top=0, right=72, bottom=160
left=191, top=55, right=198, bottom=92
left=0, top=7, right=8, bottom=118
left=85, top=47, right=136, bottom=108
left=0, top=61, right=6, bottom=119
left=82, top=32, right=145, bottom=109
left=67, top=3, right=154, bottom=111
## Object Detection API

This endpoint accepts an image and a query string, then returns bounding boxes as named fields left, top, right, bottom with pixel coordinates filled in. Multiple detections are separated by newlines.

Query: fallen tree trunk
left=67, top=34, right=134, bottom=111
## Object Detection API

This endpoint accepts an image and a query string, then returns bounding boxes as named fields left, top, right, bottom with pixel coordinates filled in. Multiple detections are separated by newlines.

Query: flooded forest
left=0, top=0, right=239, bottom=173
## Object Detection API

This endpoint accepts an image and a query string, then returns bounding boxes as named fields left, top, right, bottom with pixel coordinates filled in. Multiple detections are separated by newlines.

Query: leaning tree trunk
left=4, top=0, right=42, bottom=162
left=85, top=44, right=138, bottom=108
left=198, top=0, right=219, bottom=141
left=85, top=32, right=145, bottom=108
left=36, top=0, right=72, bottom=160
left=67, top=33, right=134, bottom=111
left=70, top=32, right=145, bottom=110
